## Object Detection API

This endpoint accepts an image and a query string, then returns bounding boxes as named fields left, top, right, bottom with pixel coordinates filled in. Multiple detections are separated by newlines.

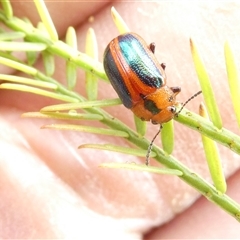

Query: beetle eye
left=167, top=106, right=176, bottom=113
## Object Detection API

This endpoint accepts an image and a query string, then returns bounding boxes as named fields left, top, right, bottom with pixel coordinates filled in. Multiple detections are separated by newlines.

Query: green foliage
left=0, top=0, right=240, bottom=221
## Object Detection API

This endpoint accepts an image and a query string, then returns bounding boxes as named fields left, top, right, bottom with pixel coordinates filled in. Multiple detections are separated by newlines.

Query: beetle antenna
left=146, top=125, right=163, bottom=166
left=176, top=90, right=202, bottom=116
left=146, top=90, right=201, bottom=166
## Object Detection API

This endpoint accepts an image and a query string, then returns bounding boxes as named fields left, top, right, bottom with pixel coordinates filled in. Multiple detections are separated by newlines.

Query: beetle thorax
left=131, top=85, right=181, bottom=124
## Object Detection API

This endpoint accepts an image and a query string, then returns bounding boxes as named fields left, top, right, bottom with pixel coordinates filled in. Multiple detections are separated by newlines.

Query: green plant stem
left=0, top=13, right=107, bottom=81
left=2, top=13, right=239, bottom=152
left=176, top=108, right=240, bottom=155
left=98, top=114, right=240, bottom=220
left=152, top=146, right=240, bottom=220
left=37, top=72, right=240, bottom=218
left=1, top=10, right=240, bottom=220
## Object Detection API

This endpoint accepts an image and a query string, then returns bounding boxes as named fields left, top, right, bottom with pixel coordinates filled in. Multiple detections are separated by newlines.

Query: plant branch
left=0, top=2, right=240, bottom=221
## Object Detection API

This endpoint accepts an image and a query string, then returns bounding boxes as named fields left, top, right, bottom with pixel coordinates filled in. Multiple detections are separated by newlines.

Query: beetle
left=103, top=32, right=181, bottom=125
left=103, top=32, right=201, bottom=165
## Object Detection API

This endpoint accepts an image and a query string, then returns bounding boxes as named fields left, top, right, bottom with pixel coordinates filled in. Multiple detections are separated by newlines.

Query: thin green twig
left=0, top=1, right=240, bottom=221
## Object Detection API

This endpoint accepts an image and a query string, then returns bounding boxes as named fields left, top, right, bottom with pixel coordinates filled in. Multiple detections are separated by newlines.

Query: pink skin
left=1, top=1, right=240, bottom=239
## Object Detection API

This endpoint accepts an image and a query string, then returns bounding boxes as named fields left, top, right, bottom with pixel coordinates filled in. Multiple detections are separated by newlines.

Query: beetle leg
left=149, top=42, right=156, bottom=53
left=161, top=63, right=166, bottom=70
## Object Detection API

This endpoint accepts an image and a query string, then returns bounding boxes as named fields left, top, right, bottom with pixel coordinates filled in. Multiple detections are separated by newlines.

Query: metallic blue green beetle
left=103, top=32, right=181, bottom=124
